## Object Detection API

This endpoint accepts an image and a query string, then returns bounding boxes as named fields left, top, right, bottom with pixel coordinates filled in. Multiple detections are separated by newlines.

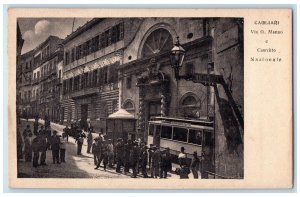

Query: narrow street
left=17, top=119, right=186, bottom=179
left=17, top=119, right=128, bottom=178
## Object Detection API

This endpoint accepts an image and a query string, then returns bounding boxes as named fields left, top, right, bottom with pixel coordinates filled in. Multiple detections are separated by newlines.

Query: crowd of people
left=17, top=119, right=205, bottom=179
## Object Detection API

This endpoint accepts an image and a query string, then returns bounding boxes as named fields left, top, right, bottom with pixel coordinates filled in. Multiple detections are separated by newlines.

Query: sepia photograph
left=15, top=16, right=244, bottom=180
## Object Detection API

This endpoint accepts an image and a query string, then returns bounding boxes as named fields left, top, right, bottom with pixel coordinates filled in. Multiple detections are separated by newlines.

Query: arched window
left=122, top=99, right=135, bottom=114
left=182, top=96, right=197, bottom=107
left=141, top=28, right=173, bottom=58
left=179, top=93, right=201, bottom=119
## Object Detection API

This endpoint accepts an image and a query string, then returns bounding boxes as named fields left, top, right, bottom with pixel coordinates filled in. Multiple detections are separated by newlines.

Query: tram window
left=161, top=125, right=172, bottom=139
left=149, top=124, right=154, bottom=136
left=156, top=125, right=161, bottom=136
left=188, top=129, right=202, bottom=145
left=173, top=127, right=188, bottom=142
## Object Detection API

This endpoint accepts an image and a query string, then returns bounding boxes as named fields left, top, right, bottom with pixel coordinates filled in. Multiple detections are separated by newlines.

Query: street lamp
left=170, top=36, right=185, bottom=80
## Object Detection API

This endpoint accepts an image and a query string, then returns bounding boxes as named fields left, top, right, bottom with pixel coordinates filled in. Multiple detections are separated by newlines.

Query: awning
left=108, top=108, right=135, bottom=119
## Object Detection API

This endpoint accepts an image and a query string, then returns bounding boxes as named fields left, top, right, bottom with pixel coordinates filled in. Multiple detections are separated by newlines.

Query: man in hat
left=140, top=145, right=149, bottom=178
left=92, top=137, right=99, bottom=165
left=39, top=125, right=48, bottom=165
left=160, top=148, right=172, bottom=179
left=63, top=125, right=70, bottom=142
left=50, top=130, right=61, bottom=164
left=130, top=141, right=140, bottom=178
left=191, top=151, right=200, bottom=179
left=151, top=145, right=161, bottom=178
left=115, top=138, right=124, bottom=173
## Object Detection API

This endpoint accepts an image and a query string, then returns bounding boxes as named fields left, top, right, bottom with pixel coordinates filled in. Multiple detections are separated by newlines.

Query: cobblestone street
left=17, top=119, right=186, bottom=179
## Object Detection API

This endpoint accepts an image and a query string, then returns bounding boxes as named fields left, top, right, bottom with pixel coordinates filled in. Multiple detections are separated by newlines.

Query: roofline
left=62, top=18, right=106, bottom=45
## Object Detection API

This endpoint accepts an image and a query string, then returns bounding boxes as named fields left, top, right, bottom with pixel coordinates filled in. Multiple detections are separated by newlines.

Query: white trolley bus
left=147, top=117, right=214, bottom=162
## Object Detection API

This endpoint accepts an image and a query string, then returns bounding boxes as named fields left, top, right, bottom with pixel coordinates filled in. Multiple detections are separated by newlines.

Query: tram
left=147, top=116, right=214, bottom=162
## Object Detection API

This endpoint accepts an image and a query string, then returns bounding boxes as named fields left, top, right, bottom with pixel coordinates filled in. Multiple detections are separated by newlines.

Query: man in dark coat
left=39, top=126, right=48, bottom=165
left=151, top=146, right=161, bottom=178
left=33, top=119, right=39, bottom=136
left=130, top=141, right=140, bottom=178
left=115, top=138, right=124, bottom=173
left=140, top=145, right=149, bottom=178
left=160, top=147, right=172, bottom=178
left=75, top=130, right=86, bottom=155
left=32, top=133, right=41, bottom=167
left=123, top=140, right=132, bottom=173
left=63, top=125, right=70, bottom=142
left=51, top=131, right=61, bottom=164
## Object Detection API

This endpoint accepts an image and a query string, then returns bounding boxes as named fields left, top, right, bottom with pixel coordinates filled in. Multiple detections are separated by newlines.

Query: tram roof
left=149, top=116, right=214, bottom=129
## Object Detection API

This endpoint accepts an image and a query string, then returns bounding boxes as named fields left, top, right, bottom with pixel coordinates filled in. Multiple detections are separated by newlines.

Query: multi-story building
left=30, top=36, right=63, bottom=121
left=16, top=21, right=24, bottom=119
left=118, top=18, right=244, bottom=178
left=62, top=18, right=125, bottom=132
left=18, top=50, right=34, bottom=118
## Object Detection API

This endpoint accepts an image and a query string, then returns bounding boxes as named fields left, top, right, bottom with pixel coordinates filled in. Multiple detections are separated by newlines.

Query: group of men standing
left=17, top=119, right=67, bottom=167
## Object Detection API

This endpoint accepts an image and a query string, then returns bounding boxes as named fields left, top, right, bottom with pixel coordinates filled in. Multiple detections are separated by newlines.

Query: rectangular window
left=149, top=124, right=154, bottom=136
left=185, top=62, right=194, bottom=77
left=92, top=70, right=98, bottom=86
left=71, top=48, right=75, bottom=62
left=99, top=33, right=105, bottom=49
left=188, top=129, right=202, bottom=145
left=103, top=67, right=108, bottom=84
left=126, top=76, right=132, bottom=89
left=173, top=127, right=188, bottom=142
left=68, top=78, right=73, bottom=92
left=65, top=51, right=70, bottom=65
left=94, top=35, right=99, bottom=51
left=111, top=26, right=118, bottom=44
left=119, top=22, right=124, bottom=40
left=161, top=125, right=172, bottom=139
left=76, top=46, right=80, bottom=60
left=107, top=29, right=112, bottom=46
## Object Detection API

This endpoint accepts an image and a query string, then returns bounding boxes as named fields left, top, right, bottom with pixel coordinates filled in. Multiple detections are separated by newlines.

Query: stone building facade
left=29, top=36, right=63, bottom=121
left=118, top=18, right=244, bottom=178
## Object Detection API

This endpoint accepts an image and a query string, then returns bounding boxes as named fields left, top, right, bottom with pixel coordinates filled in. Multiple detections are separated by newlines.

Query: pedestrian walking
left=151, top=146, right=161, bottom=178
left=60, top=133, right=67, bottom=163
left=94, top=137, right=103, bottom=169
left=92, top=138, right=99, bottom=165
left=115, top=138, right=124, bottom=173
left=63, top=125, right=70, bottom=142
left=50, top=131, right=60, bottom=164
left=191, top=151, right=200, bottom=179
left=17, top=128, right=23, bottom=160
left=107, top=139, right=114, bottom=167
left=75, top=130, right=86, bottom=155
left=140, top=145, right=149, bottom=178
left=87, top=130, right=93, bottom=154
left=24, top=132, right=33, bottom=162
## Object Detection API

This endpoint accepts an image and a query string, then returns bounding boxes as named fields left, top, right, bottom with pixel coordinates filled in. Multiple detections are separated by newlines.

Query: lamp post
left=170, top=36, right=185, bottom=80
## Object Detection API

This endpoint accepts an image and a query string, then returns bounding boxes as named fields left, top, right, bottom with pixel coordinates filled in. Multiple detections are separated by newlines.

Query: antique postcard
left=7, top=8, right=293, bottom=189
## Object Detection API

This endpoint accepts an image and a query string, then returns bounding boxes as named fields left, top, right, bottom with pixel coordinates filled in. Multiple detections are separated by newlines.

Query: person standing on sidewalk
left=107, top=139, right=114, bottom=167
left=39, top=126, right=48, bottom=166
left=75, top=130, right=86, bottom=155
left=60, top=133, right=67, bottom=163
left=87, top=130, right=93, bottom=154
left=151, top=146, right=161, bottom=178
left=115, top=138, right=124, bottom=173
left=33, top=118, right=39, bottom=136
left=140, top=145, right=149, bottom=178
left=17, top=128, right=23, bottom=161
left=92, top=138, right=99, bottom=165
left=50, top=131, right=60, bottom=164
left=191, top=151, right=200, bottom=179
left=24, top=132, right=33, bottom=162
left=32, top=133, right=41, bottom=167
left=63, top=125, right=70, bottom=142
left=130, top=141, right=140, bottom=178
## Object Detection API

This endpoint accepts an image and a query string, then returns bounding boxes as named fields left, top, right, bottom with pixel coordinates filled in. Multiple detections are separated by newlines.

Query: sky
left=18, top=18, right=92, bottom=54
